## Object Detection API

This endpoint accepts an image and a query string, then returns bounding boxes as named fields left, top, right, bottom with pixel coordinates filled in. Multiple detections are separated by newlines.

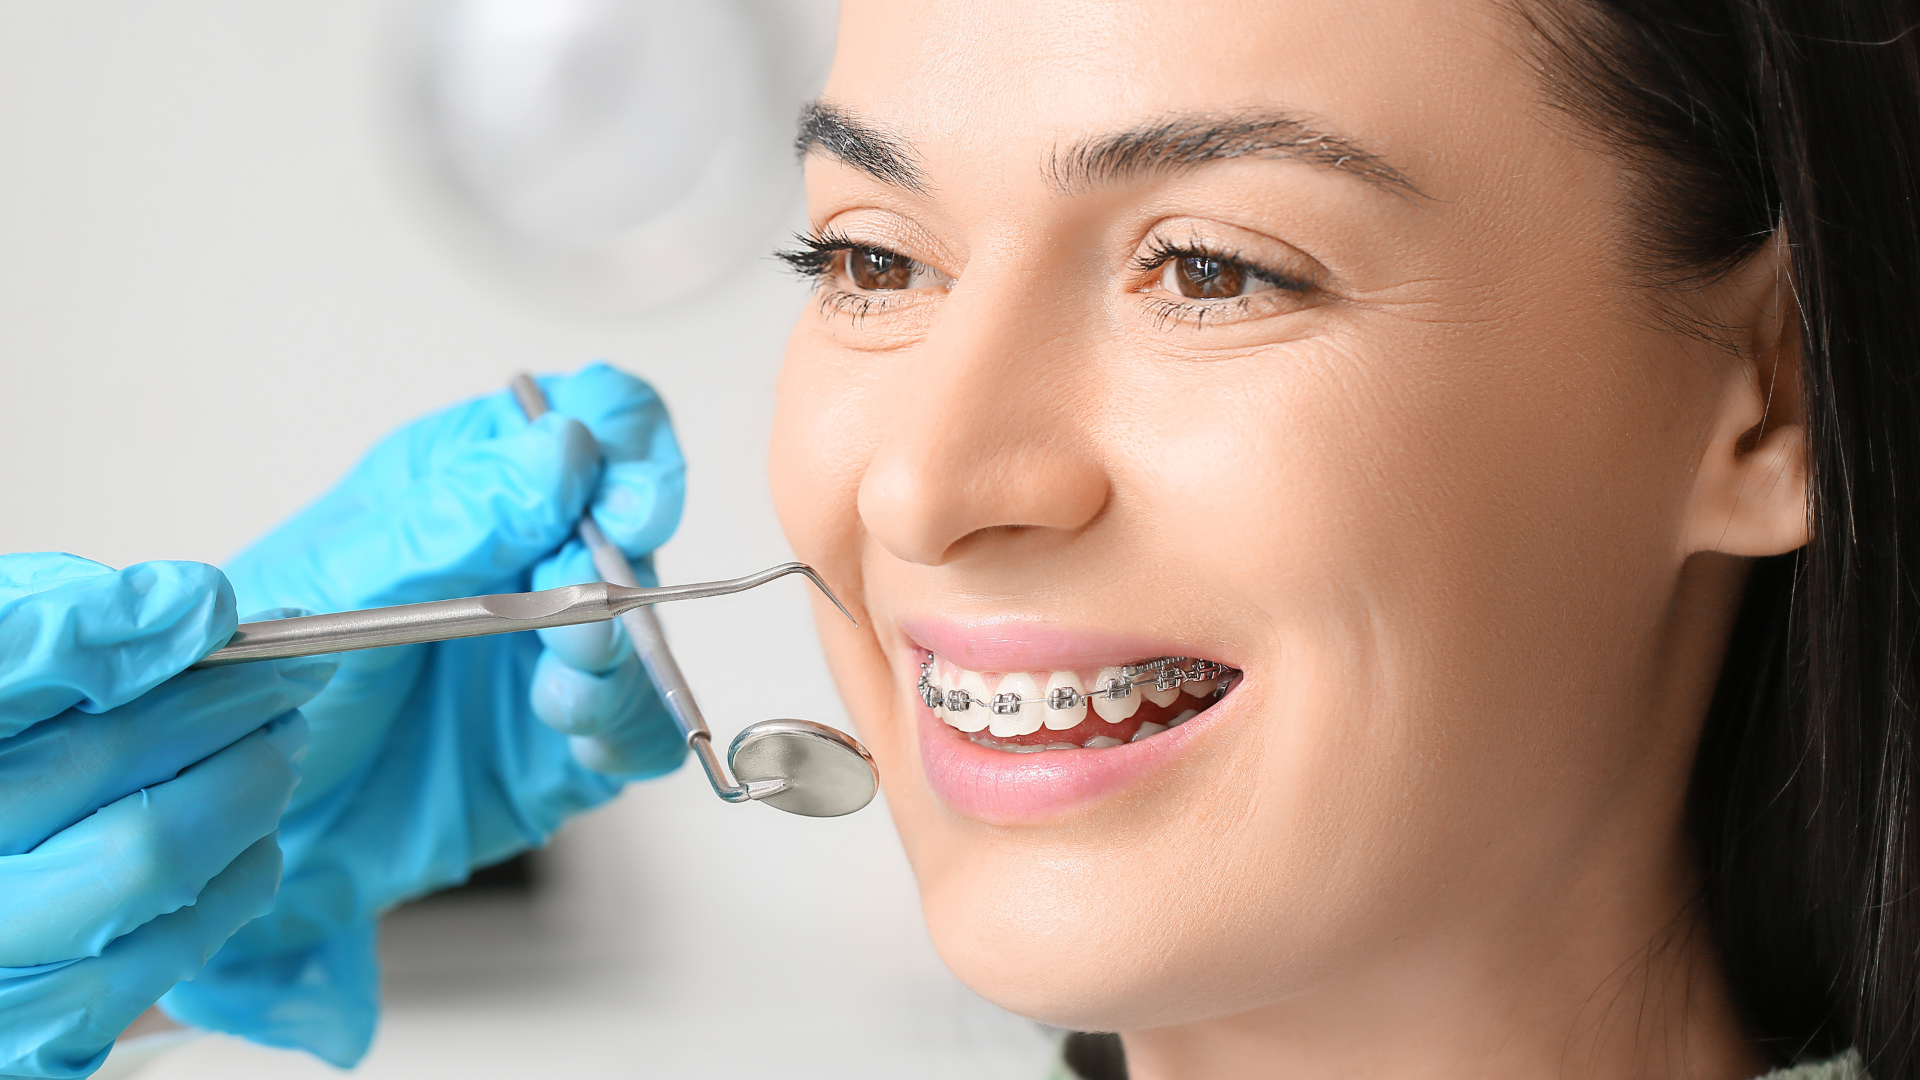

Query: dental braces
left=917, top=655, right=1239, bottom=715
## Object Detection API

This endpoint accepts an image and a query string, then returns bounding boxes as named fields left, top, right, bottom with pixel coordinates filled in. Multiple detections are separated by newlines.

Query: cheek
left=899, top=321, right=1709, bottom=1028
left=769, top=330, right=873, bottom=567
left=770, top=327, right=919, bottom=795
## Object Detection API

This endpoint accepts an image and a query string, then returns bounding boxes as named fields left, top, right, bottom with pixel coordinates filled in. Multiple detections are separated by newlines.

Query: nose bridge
left=857, top=279, right=1111, bottom=567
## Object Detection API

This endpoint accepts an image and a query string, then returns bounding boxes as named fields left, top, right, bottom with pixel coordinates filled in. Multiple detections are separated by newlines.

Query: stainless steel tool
left=190, top=563, right=844, bottom=668
left=508, top=374, right=878, bottom=818
left=188, top=376, right=880, bottom=818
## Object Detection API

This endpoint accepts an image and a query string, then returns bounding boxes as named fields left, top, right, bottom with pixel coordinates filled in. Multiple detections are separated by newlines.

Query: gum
left=952, top=693, right=1211, bottom=749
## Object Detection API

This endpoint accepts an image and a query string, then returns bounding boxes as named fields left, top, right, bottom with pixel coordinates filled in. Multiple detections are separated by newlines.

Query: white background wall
left=0, top=3, right=1051, bottom=1076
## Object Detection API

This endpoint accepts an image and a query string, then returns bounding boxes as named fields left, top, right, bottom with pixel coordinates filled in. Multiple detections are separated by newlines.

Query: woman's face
left=771, top=0, right=1769, bottom=1038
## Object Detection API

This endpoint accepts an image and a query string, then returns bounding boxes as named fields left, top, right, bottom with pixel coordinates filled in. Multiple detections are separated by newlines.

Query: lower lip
left=915, top=692, right=1232, bottom=824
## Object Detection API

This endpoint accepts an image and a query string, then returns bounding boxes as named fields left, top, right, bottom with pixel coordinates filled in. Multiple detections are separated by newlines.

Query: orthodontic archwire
left=917, top=655, right=1240, bottom=717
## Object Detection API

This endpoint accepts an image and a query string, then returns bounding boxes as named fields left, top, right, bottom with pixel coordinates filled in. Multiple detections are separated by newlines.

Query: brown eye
left=847, top=247, right=914, bottom=290
left=1170, top=255, right=1246, bottom=299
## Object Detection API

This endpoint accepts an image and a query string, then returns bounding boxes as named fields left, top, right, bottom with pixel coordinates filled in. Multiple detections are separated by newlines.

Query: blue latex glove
left=160, top=362, right=688, bottom=1067
left=0, top=553, right=329, bottom=1079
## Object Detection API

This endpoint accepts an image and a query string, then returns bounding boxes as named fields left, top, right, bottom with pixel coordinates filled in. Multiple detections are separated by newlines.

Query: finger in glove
left=0, top=716, right=306, bottom=969
left=227, top=411, right=601, bottom=614
left=0, top=557, right=236, bottom=739
left=0, top=655, right=334, bottom=857
left=0, top=835, right=281, bottom=1080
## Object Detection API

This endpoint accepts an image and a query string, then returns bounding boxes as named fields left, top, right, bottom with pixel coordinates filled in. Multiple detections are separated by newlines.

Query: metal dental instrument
left=189, top=564, right=840, bottom=667
left=508, top=374, right=878, bottom=818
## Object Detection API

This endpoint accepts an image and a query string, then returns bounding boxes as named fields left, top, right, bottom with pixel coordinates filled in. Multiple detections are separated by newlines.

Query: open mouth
left=917, top=651, right=1241, bottom=752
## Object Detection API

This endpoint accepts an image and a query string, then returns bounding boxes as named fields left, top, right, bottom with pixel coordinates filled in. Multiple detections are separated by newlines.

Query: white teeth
left=930, top=652, right=1229, bottom=748
left=1043, top=670, right=1088, bottom=730
left=989, top=673, right=1043, bottom=737
left=1090, top=667, right=1139, bottom=723
left=952, top=670, right=992, bottom=733
left=1142, top=681, right=1181, bottom=708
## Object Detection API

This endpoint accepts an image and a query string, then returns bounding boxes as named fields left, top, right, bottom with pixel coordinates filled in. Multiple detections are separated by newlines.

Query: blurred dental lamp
left=405, top=0, right=829, bottom=312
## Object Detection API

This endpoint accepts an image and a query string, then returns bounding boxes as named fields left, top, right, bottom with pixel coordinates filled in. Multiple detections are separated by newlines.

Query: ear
left=1681, top=230, right=1810, bottom=558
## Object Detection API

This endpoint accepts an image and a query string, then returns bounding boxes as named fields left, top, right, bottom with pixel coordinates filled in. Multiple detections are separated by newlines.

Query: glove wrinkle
left=231, top=413, right=601, bottom=618
left=0, top=558, right=236, bottom=738
left=0, top=835, right=281, bottom=1080
left=0, top=717, right=307, bottom=969
left=0, top=656, right=333, bottom=857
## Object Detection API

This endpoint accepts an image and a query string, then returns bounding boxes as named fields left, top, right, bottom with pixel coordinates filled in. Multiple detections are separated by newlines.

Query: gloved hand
left=0, top=553, right=329, bottom=1080
left=159, top=362, right=688, bottom=1067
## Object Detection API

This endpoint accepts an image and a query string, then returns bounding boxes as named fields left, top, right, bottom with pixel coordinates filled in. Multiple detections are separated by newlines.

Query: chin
left=920, top=883, right=1175, bottom=1030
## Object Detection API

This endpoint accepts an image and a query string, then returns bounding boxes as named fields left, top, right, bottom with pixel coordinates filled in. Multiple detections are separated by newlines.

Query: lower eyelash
left=1143, top=296, right=1253, bottom=330
left=817, top=288, right=898, bottom=324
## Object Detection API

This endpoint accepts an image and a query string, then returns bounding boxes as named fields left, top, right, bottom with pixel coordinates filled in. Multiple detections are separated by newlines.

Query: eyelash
left=1127, top=238, right=1313, bottom=329
left=774, top=227, right=859, bottom=280
left=775, top=228, right=927, bottom=321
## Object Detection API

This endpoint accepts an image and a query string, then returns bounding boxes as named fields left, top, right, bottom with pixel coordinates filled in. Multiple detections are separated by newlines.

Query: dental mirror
left=728, top=719, right=879, bottom=818
left=509, top=373, right=877, bottom=818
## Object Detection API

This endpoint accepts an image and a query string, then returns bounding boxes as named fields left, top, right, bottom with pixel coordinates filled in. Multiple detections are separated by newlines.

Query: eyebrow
left=1047, top=110, right=1423, bottom=198
left=794, top=100, right=929, bottom=194
left=795, top=99, right=1423, bottom=201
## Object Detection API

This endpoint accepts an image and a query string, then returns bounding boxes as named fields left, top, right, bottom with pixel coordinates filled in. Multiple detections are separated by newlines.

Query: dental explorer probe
left=188, top=563, right=842, bottom=668
left=508, top=375, right=879, bottom=818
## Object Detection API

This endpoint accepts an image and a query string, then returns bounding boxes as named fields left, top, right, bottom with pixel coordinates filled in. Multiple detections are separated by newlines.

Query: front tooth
left=1130, top=721, right=1168, bottom=742
left=1142, top=676, right=1181, bottom=708
left=1043, top=670, right=1088, bottom=729
left=989, top=672, right=1043, bottom=737
left=950, top=669, right=992, bottom=733
left=1090, top=667, right=1139, bottom=723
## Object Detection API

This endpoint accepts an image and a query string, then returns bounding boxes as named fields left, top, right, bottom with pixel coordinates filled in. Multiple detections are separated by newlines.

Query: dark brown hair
left=1517, top=1, right=1920, bottom=1072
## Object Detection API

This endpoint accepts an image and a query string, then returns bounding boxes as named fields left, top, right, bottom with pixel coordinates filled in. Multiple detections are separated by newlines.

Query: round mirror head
left=728, top=719, right=878, bottom=818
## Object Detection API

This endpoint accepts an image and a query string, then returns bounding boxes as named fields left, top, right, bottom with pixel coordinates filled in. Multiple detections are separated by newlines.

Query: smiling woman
left=767, top=2, right=1920, bottom=1079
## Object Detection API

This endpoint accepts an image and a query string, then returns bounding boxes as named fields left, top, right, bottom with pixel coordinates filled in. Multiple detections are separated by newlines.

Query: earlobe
left=1681, top=234, right=1811, bottom=559
left=1686, top=417, right=1808, bottom=558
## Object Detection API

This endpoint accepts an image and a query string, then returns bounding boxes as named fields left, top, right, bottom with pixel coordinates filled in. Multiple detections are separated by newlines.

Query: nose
left=857, top=300, right=1110, bottom=567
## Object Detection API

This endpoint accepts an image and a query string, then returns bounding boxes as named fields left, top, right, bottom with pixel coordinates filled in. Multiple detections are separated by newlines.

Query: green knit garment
left=1049, top=1037, right=1866, bottom=1080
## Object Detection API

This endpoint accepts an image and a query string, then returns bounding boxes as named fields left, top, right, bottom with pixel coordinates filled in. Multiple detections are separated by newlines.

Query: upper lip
left=899, top=615, right=1237, bottom=673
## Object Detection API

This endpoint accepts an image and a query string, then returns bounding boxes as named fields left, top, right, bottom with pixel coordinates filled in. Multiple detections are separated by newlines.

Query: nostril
left=858, top=450, right=1111, bottom=566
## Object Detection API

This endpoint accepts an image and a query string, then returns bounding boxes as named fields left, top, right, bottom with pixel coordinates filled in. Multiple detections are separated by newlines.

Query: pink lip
left=900, top=616, right=1234, bottom=674
left=900, top=617, right=1243, bottom=824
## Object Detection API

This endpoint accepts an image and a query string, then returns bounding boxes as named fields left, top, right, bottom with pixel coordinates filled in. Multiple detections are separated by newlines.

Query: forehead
left=823, top=0, right=1547, bottom=201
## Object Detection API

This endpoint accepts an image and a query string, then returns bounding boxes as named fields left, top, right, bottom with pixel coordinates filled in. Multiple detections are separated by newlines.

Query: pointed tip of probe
left=779, top=562, right=859, bottom=627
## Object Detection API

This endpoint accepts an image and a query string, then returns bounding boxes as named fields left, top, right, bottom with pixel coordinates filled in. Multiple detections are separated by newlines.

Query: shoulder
left=1756, top=1051, right=1868, bottom=1080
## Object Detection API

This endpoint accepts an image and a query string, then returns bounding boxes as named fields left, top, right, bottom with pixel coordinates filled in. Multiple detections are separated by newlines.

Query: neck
left=1120, top=835, right=1766, bottom=1080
